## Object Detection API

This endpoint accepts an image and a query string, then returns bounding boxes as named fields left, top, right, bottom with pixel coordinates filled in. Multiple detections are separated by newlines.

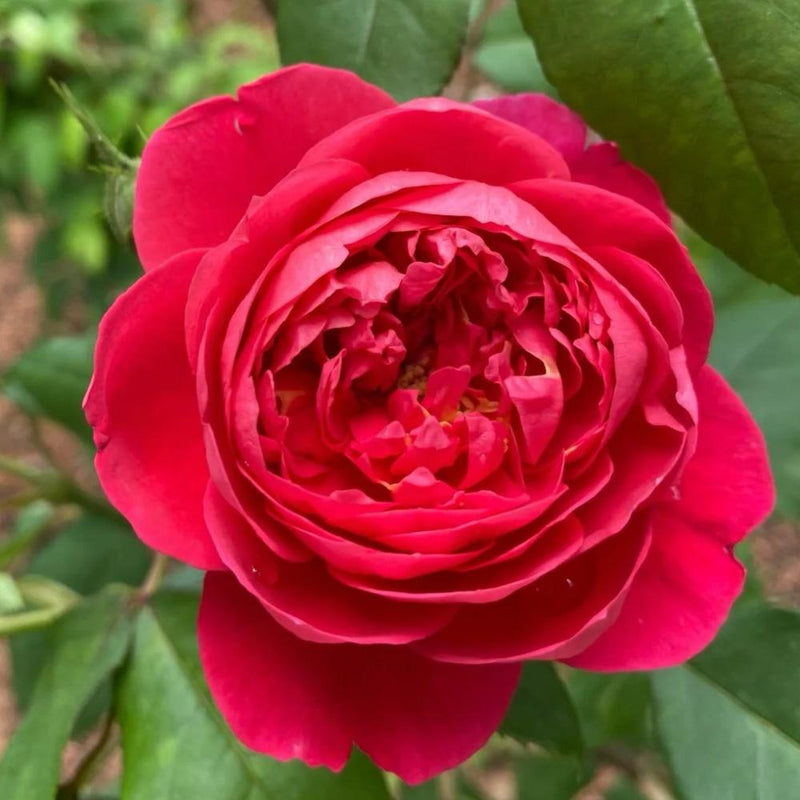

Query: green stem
left=137, top=552, right=170, bottom=601
left=49, top=79, right=139, bottom=171
left=0, top=575, right=81, bottom=636
left=437, top=772, right=457, bottom=800
left=0, top=455, right=116, bottom=518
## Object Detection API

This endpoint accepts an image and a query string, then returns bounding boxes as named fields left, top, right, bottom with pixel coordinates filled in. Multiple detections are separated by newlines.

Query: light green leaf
left=500, top=662, right=583, bottom=755
left=652, top=604, right=800, bottom=800
left=117, top=592, right=391, bottom=800
left=0, top=573, right=24, bottom=614
left=517, top=0, right=800, bottom=292
left=2, top=333, right=95, bottom=442
left=475, top=2, right=555, bottom=94
left=0, top=587, right=135, bottom=800
left=277, top=0, right=471, bottom=100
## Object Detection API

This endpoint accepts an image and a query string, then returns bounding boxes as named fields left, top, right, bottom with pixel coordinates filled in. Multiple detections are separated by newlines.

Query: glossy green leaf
left=0, top=587, right=135, bottom=800
left=688, top=230, right=800, bottom=518
left=652, top=604, right=800, bottom=800
left=517, top=0, right=800, bottom=292
left=516, top=753, right=589, bottom=800
left=10, top=512, right=149, bottom=733
left=565, top=670, right=653, bottom=749
left=2, top=333, right=95, bottom=442
left=117, top=592, right=391, bottom=800
left=475, top=2, right=555, bottom=94
left=500, top=662, right=582, bottom=755
left=277, top=0, right=471, bottom=100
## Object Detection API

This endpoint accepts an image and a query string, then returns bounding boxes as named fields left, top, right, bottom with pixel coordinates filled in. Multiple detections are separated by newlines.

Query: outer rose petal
left=566, top=369, right=774, bottom=670
left=475, top=95, right=670, bottom=222
left=199, top=573, right=520, bottom=784
left=570, top=142, right=671, bottom=224
left=298, top=98, right=570, bottom=184
left=84, top=250, right=222, bottom=569
left=473, top=94, right=587, bottom=161
left=134, top=65, right=394, bottom=270
left=674, top=367, right=775, bottom=544
left=564, top=512, right=745, bottom=671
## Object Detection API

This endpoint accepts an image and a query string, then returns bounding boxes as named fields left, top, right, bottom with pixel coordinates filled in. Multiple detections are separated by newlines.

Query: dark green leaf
left=2, top=333, right=95, bottom=442
left=500, top=662, right=582, bottom=754
left=475, top=3, right=555, bottom=94
left=10, top=513, right=149, bottom=733
left=652, top=604, right=800, bottom=799
left=277, top=0, right=471, bottom=100
left=516, top=753, right=590, bottom=800
left=606, top=777, right=647, bottom=800
left=402, top=783, right=439, bottom=800
left=565, top=670, right=653, bottom=749
left=0, top=587, right=135, bottom=800
left=517, top=0, right=800, bottom=292
left=117, top=592, right=391, bottom=799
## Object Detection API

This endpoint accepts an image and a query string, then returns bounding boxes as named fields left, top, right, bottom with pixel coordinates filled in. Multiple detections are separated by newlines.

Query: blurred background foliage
left=0, top=0, right=278, bottom=325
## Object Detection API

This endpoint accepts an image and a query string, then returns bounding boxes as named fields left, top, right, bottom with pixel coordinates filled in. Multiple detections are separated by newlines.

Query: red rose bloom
left=85, top=66, right=774, bottom=783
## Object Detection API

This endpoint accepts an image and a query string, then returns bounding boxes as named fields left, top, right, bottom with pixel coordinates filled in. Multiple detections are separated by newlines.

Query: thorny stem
left=49, top=79, right=139, bottom=172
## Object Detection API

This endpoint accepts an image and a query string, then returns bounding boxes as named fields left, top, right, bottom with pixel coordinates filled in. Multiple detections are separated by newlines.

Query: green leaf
left=517, top=0, right=800, bottom=292
left=475, top=2, right=555, bottom=94
left=689, top=231, right=800, bottom=518
left=0, top=500, right=55, bottom=570
left=606, top=777, right=648, bottom=800
left=565, top=670, right=653, bottom=749
left=516, top=753, right=590, bottom=800
left=0, top=587, right=135, bottom=800
left=10, top=513, right=150, bottom=733
left=0, top=573, right=25, bottom=614
left=0, top=575, right=81, bottom=636
left=2, top=333, right=95, bottom=442
left=117, top=592, right=391, bottom=799
left=500, top=662, right=583, bottom=755
left=277, top=0, right=471, bottom=101
left=652, top=604, right=800, bottom=800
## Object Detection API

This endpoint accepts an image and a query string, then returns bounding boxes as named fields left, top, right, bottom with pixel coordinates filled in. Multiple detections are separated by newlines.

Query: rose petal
left=473, top=93, right=587, bottom=161
left=565, top=510, right=745, bottom=670
left=134, top=65, right=394, bottom=269
left=84, top=250, right=222, bottom=569
left=511, top=179, right=713, bottom=373
left=299, top=97, right=570, bottom=184
left=204, top=485, right=456, bottom=645
left=670, top=366, right=775, bottom=543
left=416, top=521, right=650, bottom=663
left=570, top=142, right=671, bottom=224
left=199, top=572, right=520, bottom=783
